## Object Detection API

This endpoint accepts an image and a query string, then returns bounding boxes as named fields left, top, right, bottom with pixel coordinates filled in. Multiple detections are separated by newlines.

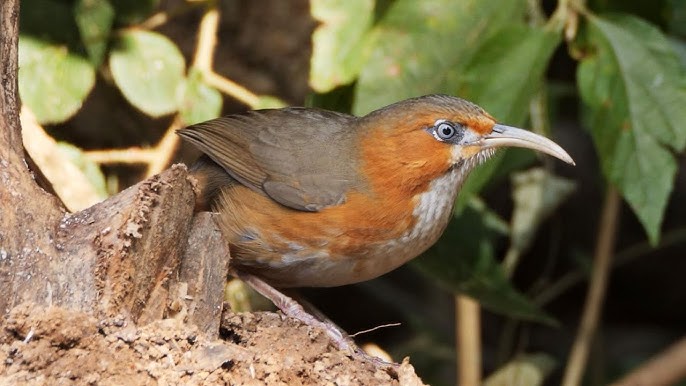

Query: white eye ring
left=436, top=122, right=456, bottom=140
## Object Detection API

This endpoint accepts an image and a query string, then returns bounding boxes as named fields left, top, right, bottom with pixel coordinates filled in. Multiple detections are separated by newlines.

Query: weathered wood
left=58, top=165, right=196, bottom=319
left=1, top=164, right=196, bottom=318
left=0, top=0, right=20, bottom=156
left=0, top=0, right=205, bottom=323
left=0, top=0, right=67, bottom=316
left=170, top=212, right=232, bottom=338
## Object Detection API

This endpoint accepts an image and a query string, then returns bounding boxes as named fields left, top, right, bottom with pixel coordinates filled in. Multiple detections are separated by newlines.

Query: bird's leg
left=231, top=269, right=355, bottom=352
left=233, top=270, right=397, bottom=367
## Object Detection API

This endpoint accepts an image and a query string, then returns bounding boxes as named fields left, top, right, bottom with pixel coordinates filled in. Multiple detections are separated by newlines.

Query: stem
left=501, top=249, right=520, bottom=279
left=547, top=0, right=587, bottom=39
left=85, top=148, right=158, bottom=164
left=534, top=227, right=686, bottom=307
left=561, top=186, right=620, bottom=386
left=191, top=2, right=261, bottom=109
left=526, top=0, right=546, bottom=27
left=610, top=336, right=686, bottom=386
left=456, top=295, right=481, bottom=386
left=193, top=2, right=219, bottom=72
left=501, top=86, right=552, bottom=278
left=205, top=71, right=261, bottom=108
left=145, top=118, right=182, bottom=178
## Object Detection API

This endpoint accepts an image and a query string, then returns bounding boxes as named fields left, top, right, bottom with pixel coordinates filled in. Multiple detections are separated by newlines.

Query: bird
left=178, top=94, right=574, bottom=355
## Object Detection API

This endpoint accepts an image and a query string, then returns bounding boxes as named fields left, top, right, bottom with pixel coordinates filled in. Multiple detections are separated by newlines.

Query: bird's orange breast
left=215, top=125, right=455, bottom=287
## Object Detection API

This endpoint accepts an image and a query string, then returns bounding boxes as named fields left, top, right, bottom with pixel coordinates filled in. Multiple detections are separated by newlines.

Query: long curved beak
left=481, top=124, right=575, bottom=165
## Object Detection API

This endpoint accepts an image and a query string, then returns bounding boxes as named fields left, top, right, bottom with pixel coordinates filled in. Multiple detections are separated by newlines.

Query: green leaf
left=577, top=13, right=686, bottom=243
left=460, top=26, right=561, bottom=125
left=18, top=37, right=95, bottom=124
left=505, top=168, right=576, bottom=274
left=453, top=26, right=561, bottom=208
left=352, top=0, right=527, bottom=115
left=110, top=30, right=186, bottom=117
left=484, top=353, right=557, bottom=386
left=413, top=199, right=555, bottom=324
left=310, top=0, right=375, bottom=92
left=352, top=10, right=561, bottom=207
left=56, top=142, right=109, bottom=199
left=180, top=69, right=223, bottom=125
left=74, top=0, right=115, bottom=67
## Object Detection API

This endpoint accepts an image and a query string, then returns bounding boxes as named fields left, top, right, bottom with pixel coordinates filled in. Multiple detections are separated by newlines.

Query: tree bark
left=0, top=0, right=229, bottom=334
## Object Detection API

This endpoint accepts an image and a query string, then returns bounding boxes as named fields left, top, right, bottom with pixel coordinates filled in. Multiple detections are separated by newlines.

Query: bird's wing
left=177, top=108, right=361, bottom=212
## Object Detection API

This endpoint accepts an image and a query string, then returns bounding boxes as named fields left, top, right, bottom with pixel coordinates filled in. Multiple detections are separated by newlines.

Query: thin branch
left=534, top=227, right=686, bottom=307
left=139, top=11, right=169, bottom=30
left=85, top=148, right=158, bottom=165
left=350, top=322, right=402, bottom=338
left=501, top=86, right=553, bottom=278
left=85, top=117, right=182, bottom=174
left=205, top=71, right=261, bottom=108
left=138, top=1, right=202, bottom=30
left=547, top=0, right=586, bottom=39
left=526, top=0, right=547, bottom=27
left=562, top=186, right=620, bottom=386
left=145, top=117, right=183, bottom=178
left=190, top=3, right=260, bottom=109
left=456, top=295, right=481, bottom=386
left=192, top=3, right=219, bottom=72
left=610, top=336, right=686, bottom=386
left=85, top=0, right=271, bottom=177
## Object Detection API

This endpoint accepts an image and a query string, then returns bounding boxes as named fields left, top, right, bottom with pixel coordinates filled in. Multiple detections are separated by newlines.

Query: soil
left=0, top=304, right=426, bottom=385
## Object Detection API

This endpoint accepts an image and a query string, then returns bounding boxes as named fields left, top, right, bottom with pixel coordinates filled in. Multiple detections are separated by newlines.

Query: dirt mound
left=1, top=304, right=425, bottom=385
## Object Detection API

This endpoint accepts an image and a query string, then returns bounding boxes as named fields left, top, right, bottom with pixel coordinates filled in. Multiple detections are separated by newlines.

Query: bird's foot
left=232, top=270, right=396, bottom=367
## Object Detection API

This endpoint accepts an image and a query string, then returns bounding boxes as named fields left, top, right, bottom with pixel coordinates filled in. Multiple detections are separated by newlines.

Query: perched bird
left=178, top=94, right=574, bottom=353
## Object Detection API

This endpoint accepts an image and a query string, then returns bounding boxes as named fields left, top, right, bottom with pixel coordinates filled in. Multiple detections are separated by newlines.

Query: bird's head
left=357, top=94, right=574, bottom=195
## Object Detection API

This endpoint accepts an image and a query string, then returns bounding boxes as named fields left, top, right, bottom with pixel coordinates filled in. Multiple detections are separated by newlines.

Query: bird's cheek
left=457, top=145, right=482, bottom=160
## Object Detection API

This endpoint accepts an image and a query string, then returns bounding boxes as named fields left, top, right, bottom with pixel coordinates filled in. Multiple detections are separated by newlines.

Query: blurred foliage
left=306, top=0, right=685, bottom=323
left=17, top=0, right=686, bottom=320
left=109, top=29, right=186, bottom=117
left=483, top=353, right=557, bottom=386
left=16, top=0, right=686, bottom=383
left=576, top=13, right=686, bottom=244
left=19, top=0, right=217, bottom=125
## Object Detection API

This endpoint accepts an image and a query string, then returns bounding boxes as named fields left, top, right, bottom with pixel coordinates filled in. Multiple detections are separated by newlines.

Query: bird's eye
left=426, top=120, right=465, bottom=143
left=437, top=122, right=456, bottom=139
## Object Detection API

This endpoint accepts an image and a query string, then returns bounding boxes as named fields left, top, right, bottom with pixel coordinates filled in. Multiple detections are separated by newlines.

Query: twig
left=561, top=186, right=620, bottom=386
left=82, top=1, right=269, bottom=179
left=145, top=117, right=183, bottom=177
left=139, top=11, right=169, bottom=30
left=502, top=86, right=554, bottom=278
left=350, top=322, right=402, bottom=338
left=610, top=336, right=686, bottom=386
left=138, top=1, right=202, bottom=30
left=192, top=3, right=219, bottom=71
left=205, top=71, right=261, bottom=108
left=456, top=295, right=481, bottom=386
left=190, top=3, right=261, bottom=109
left=547, top=0, right=586, bottom=39
left=534, top=227, right=686, bottom=307
left=83, top=116, right=183, bottom=175
left=85, top=148, right=158, bottom=165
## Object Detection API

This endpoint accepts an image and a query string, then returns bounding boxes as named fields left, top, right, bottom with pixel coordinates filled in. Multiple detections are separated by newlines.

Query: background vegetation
left=16, top=0, right=686, bottom=384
